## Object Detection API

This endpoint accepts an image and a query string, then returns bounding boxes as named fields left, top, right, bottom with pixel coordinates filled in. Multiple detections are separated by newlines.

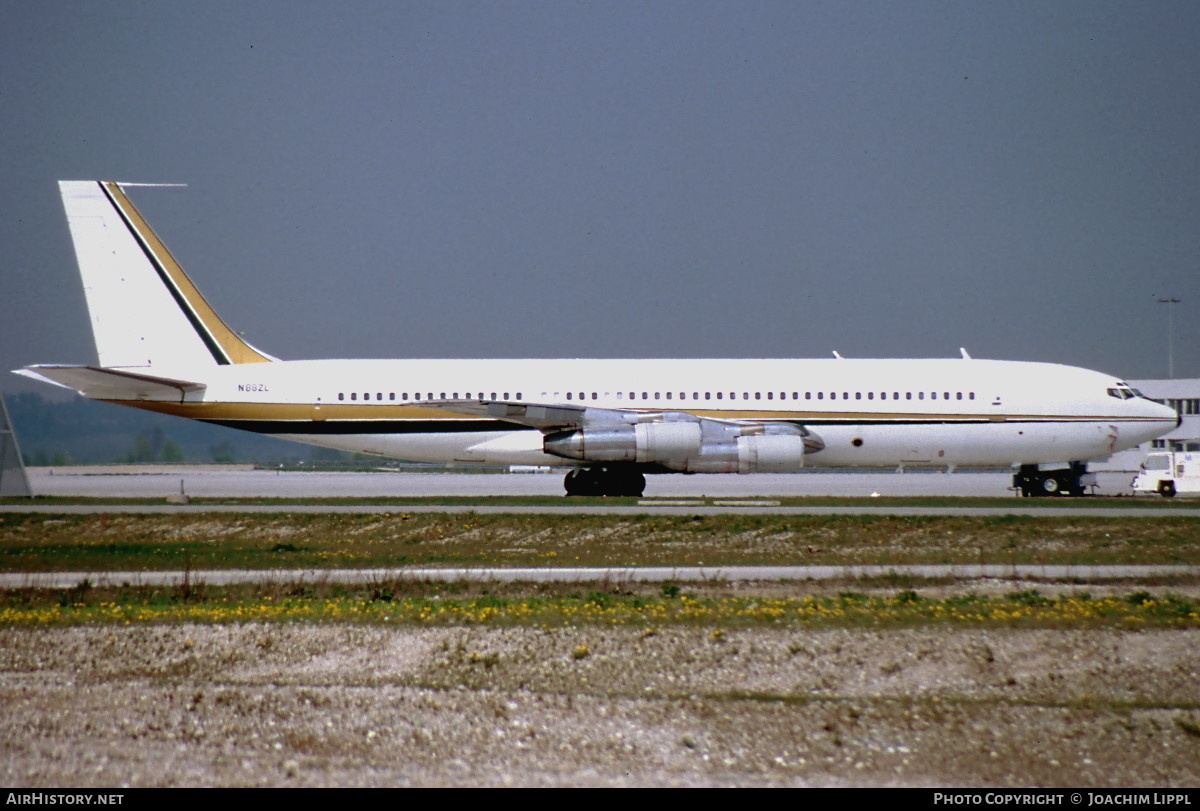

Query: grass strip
left=4, top=584, right=1197, bottom=628
left=3, top=512, right=1199, bottom=571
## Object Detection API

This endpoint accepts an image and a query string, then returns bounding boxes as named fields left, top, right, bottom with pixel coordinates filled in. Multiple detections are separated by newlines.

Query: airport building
left=1093, top=378, right=1200, bottom=471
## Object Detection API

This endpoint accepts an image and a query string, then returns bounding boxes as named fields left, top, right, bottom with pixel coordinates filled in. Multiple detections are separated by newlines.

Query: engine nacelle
left=543, top=412, right=821, bottom=473
left=543, top=420, right=701, bottom=463
left=735, top=433, right=807, bottom=473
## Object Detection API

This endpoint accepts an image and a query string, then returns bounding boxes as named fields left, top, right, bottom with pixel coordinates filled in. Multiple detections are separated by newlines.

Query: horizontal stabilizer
left=14, top=365, right=206, bottom=403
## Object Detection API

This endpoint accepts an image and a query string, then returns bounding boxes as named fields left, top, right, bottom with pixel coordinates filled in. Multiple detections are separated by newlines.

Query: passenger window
left=855, top=392, right=862, bottom=400
left=817, top=392, right=823, bottom=400
left=919, top=392, right=924, bottom=400
left=504, top=392, right=510, bottom=399
left=867, top=392, right=873, bottom=400
left=705, top=392, right=711, bottom=400
left=351, top=393, right=357, bottom=401
left=566, top=392, right=572, bottom=400
left=716, top=392, right=723, bottom=400
left=338, top=393, right=344, bottom=401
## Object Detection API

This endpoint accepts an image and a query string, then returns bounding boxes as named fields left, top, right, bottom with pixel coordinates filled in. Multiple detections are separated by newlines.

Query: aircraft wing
left=426, top=398, right=824, bottom=468
left=422, top=399, right=625, bottom=429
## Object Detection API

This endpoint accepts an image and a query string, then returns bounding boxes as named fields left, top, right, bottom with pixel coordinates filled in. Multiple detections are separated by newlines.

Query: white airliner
left=16, top=181, right=1178, bottom=497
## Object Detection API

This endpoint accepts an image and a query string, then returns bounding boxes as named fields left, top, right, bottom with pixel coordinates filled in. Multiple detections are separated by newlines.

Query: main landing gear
left=563, top=465, right=647, bottom=497
left=1013, top=462, right=1092, bottom=497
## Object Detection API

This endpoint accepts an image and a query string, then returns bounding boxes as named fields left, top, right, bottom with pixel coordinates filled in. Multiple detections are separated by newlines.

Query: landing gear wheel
left=563, top=467, right=646, bottom=497
left=611, top=471, right=645, bottom=498
left=1159, top=481, right=1177, bottom=498
left=563, top=469, right=591, bottom=497
left=1040, top=475, right=1062, bottom=495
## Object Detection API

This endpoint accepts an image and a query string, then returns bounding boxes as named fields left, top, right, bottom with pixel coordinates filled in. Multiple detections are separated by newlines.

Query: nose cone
left=1145, top=398, right=1182, bottom=438
left=1107, top=398, right=1181, bottom=453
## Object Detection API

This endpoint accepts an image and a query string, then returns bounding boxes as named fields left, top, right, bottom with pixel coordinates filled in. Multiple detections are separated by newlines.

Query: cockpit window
left=1107, top=386, right=1138, bottom=400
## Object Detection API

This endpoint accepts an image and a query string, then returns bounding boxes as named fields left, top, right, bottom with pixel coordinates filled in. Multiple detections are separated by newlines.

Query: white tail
left=58, top=181, right=274, bottom=370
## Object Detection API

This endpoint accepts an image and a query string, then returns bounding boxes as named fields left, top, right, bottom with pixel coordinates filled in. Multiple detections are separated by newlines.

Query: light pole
left=1157, top=297, right=1180, bottom=378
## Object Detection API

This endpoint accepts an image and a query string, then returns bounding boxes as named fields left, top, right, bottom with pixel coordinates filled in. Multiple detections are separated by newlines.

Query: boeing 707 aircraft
left=16, top=181, right=1179, bottom=497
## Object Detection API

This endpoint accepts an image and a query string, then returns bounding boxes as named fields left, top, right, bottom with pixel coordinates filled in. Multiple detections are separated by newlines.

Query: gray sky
left=3, top=0, right=1198, bottom=395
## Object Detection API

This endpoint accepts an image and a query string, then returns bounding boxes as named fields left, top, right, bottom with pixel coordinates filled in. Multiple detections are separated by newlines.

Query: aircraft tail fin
left=58, top=180, right=276, bottom=370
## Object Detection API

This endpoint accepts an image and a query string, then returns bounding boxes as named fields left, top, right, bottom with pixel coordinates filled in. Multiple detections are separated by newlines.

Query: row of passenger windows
left=336, top=390, right=977, bottom=403
left=554, top=391, right=976, bottom=402
left=337, top=392, right=519, bottom=401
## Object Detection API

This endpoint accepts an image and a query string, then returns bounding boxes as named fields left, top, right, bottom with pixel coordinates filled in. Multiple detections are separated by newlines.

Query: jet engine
left=542, top=412, right=823, bottom=473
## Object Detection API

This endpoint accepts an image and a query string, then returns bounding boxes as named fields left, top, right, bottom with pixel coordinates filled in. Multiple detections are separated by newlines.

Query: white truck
left=1131, top=451, right=1200, bottom=497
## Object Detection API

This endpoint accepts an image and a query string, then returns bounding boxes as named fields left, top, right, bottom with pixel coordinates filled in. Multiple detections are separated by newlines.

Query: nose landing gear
left=1013, top=462, right=1091, bottom=497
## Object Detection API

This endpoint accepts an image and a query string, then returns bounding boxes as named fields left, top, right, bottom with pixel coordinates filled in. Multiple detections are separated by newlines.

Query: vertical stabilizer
left=58, top=181, right=274, bottom=369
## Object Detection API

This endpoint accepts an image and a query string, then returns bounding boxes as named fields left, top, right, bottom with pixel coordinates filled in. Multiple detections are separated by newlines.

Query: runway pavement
left=8, top=467, right=1194, bottom=515
left=3, top=502, right=1197, bottom=516
left=27, top=467, right=1142, bottom=499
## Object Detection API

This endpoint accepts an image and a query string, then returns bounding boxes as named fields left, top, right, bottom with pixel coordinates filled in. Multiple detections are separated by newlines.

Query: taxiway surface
left=27, top=466, right=1145, bottom=499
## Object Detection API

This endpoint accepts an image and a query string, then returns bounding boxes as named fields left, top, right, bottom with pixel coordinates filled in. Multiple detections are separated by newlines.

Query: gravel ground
left=3, top=624, right=1199, bottom=787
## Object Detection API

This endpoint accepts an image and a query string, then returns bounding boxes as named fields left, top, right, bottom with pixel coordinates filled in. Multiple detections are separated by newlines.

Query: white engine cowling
left=736, top=434, right=808, bottom=473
